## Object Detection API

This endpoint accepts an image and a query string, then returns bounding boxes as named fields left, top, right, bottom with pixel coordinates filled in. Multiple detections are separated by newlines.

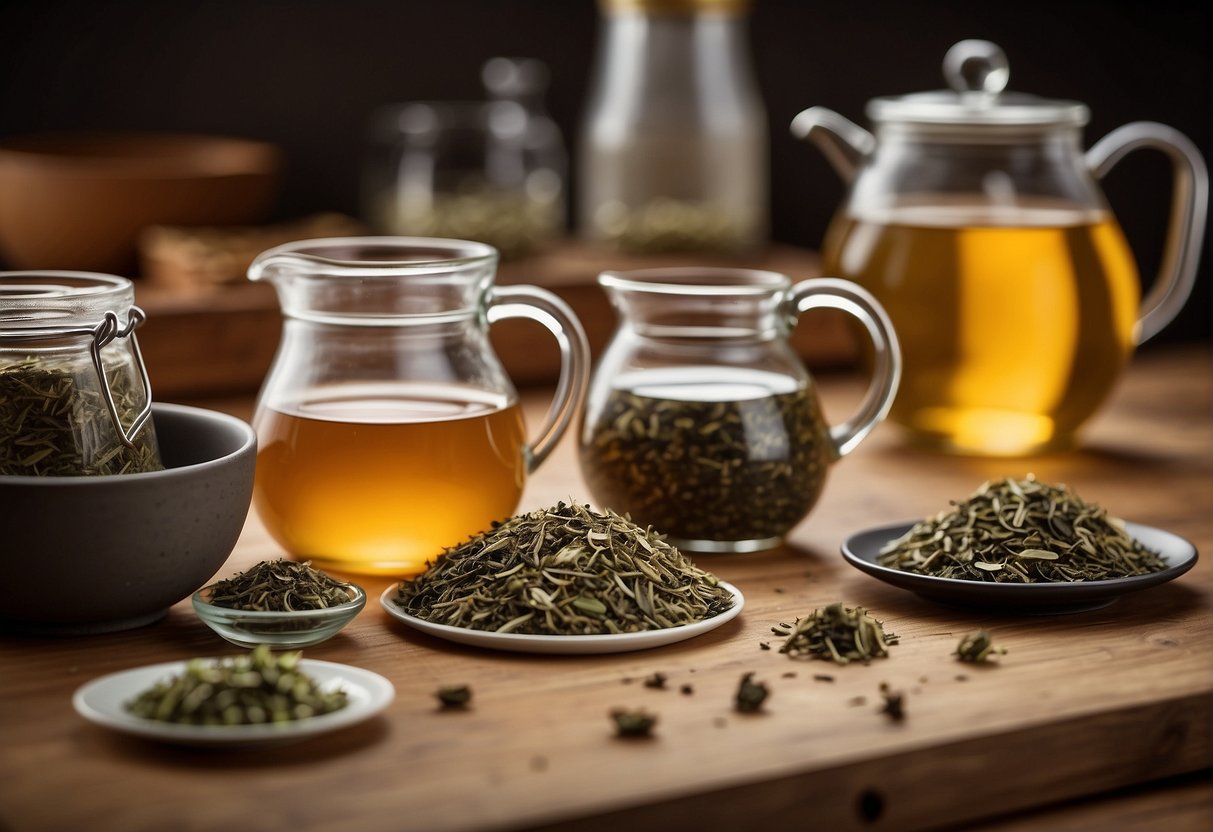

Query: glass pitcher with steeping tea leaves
left=793, top=40, right=1207, bottom=455
left=248, top=237, right=589, bottom=576
left=579, top=267, right=900, bottom=553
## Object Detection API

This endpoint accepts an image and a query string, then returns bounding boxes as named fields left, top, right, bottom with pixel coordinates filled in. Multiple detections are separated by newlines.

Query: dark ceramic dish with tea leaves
left=843, top=521, right=1198, bottom=614
left=0, top=403, right=256, bottom=634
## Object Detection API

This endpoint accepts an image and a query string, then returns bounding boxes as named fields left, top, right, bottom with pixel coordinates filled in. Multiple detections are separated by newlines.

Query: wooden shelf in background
left=135, top=240, right=855, bottom=400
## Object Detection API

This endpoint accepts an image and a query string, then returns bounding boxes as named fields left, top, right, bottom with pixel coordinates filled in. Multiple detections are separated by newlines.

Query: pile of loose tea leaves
left=878, top=476, right=1168, bottom=583
left=774, top=603, right=899, bottom=665
left=955, top=631, right=1006, bottom=664
left=610, top=708, right=658, bottom=738
left=392, top=501, right=735, bottom=635
left=124, top=645, right=347, bottom=725
left=580, top=384, right=832, bottom=543
left=208, top=559, right=355, bottom=612
left=0, top=357, right=162, bottom=476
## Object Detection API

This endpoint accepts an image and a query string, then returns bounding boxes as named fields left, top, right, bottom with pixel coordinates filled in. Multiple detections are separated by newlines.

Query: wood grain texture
left=0, top=347, right=1208, bottom=832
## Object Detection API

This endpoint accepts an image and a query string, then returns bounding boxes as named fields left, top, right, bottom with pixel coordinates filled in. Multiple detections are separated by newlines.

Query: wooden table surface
left=1, top=346, right=1210, bottom=832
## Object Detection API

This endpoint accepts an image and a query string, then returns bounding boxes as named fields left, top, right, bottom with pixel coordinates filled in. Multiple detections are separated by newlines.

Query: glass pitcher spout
left=249, top=237, right=499, bottom=323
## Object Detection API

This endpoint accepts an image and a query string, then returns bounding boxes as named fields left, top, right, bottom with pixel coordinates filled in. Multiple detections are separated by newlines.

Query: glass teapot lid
left=867, top=40, right=1089, bottom=128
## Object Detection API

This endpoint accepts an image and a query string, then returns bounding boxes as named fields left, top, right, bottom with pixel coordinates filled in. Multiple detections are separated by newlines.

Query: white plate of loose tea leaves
left=380, top=581, right=745, bottom=655
left=73, top=657, right=395, bottom=747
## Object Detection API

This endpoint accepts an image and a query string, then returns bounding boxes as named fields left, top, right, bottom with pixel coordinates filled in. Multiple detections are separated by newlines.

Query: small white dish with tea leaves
left=73, top=658, right=394, bottom=747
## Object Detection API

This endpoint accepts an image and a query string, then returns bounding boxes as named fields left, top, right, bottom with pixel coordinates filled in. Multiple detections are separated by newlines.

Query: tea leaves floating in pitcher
left=0, top=357, right=162, bottom=476
left=580, top=383, right=832, bottom=546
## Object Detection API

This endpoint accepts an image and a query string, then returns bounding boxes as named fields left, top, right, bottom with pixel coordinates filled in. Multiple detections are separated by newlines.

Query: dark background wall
left=1, top=0, right=1209, bottom=343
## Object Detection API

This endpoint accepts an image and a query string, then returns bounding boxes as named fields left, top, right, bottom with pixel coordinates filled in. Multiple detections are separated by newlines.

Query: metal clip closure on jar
left=0, top=272, right=161, bottom=475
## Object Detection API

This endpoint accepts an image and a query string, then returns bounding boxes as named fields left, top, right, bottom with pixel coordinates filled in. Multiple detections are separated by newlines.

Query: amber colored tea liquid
left=253, top=383, right=527, bottom=575
left=822, top=201, right=1140, bottom=455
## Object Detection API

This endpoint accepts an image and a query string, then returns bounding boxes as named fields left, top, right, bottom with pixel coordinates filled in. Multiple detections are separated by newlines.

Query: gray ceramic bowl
left=0, top=403, right=256, bottom=634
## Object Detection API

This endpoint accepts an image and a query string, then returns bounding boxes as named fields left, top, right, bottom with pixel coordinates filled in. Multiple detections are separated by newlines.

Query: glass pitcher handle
left=487, top=285, right=590, bottom=472
left=787, top=278, right=902, bottom=458
left=1086, top=122, right=1209, bottom=344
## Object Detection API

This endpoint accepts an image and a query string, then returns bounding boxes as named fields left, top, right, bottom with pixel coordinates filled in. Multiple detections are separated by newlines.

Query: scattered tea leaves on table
left=878, top=683, right=905, bottom=722
left=955, top=631, right=1007, bottom=664
left=776, top=603, right=899, bottom=665
left=878, top=476, right=1167, bottom=582
left=680, top=684, right=694, bottom=696
left=436, top=685, right=472, bottom=709
left=611, top=708, right=657, bottom=738
left=580, top=385, right=833, bottom=544
left=643, top=672, right=668, bottom=690
left=734, top=672, right=769, bottom=713
left=208, top=559, right=356, bottom=612
left=393, top=502, right=735, bottom=635
left=0, top=357, right=161, bottom=476
left=123, top=645, right=347, bottom=725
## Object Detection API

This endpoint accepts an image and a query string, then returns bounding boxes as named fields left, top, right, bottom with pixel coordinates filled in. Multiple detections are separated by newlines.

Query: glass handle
left=788, top=278, right=901, bottom=458
left=1086, top=122, right=1209, bottom=344
left=487, top=285, right=590, bottom=472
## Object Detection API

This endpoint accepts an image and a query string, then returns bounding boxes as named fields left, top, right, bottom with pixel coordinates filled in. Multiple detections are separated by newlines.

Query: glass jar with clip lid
left=0, top=272, right=161, bottom=476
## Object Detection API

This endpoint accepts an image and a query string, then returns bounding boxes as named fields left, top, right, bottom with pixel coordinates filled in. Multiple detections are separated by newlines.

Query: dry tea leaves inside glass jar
left=0, top=272, right=162, bottom=476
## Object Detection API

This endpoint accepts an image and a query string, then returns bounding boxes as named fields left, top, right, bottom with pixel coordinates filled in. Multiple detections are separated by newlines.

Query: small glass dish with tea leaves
left=191, top=566, right=366, bottom=649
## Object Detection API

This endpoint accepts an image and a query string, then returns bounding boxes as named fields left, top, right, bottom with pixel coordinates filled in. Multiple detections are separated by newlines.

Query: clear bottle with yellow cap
left=578, top=0, right=767, bottom=253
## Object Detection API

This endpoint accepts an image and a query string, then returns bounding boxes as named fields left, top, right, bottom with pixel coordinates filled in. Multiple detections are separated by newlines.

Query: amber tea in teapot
left=796, top=40, right=1206, bottom=455
left=823, top=197, right=1139, bottom=454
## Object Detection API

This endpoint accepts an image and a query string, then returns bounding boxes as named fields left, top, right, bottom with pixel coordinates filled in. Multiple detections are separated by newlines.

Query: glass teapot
left=792, top=40, right=1207, bottom=455
left=248, top=237, right=589, bottom=576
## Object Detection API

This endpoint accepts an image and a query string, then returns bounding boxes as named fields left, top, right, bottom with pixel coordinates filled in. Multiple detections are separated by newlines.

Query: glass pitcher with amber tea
left=249, top=238, right=589, bottom=575
left=579, top=268, right=900, bottom=553
left=793, top=40, right=1207, bottom=455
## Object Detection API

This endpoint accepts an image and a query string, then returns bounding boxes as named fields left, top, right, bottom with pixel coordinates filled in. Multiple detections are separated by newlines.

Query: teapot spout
left=790, top=106, right=875, bottom=182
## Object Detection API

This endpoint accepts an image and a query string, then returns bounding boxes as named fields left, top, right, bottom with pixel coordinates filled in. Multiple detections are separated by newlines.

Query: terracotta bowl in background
left=0, top=133, right=281, bottom=273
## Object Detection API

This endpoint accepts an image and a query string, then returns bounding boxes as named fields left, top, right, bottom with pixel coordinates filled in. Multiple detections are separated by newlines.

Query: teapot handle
left=790, top=107, right=876, bottom=182
left=786, top=278, right=901, bottom=457
left=487, top=285, right=591, bottom=472
left=1086, top=122, right=1208, bottom=344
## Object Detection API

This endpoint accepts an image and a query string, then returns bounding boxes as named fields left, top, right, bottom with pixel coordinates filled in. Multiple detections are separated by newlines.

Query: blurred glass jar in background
left=364, top=58, right=567, bottom=258
left=579, top=0, right=767, bottom=253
